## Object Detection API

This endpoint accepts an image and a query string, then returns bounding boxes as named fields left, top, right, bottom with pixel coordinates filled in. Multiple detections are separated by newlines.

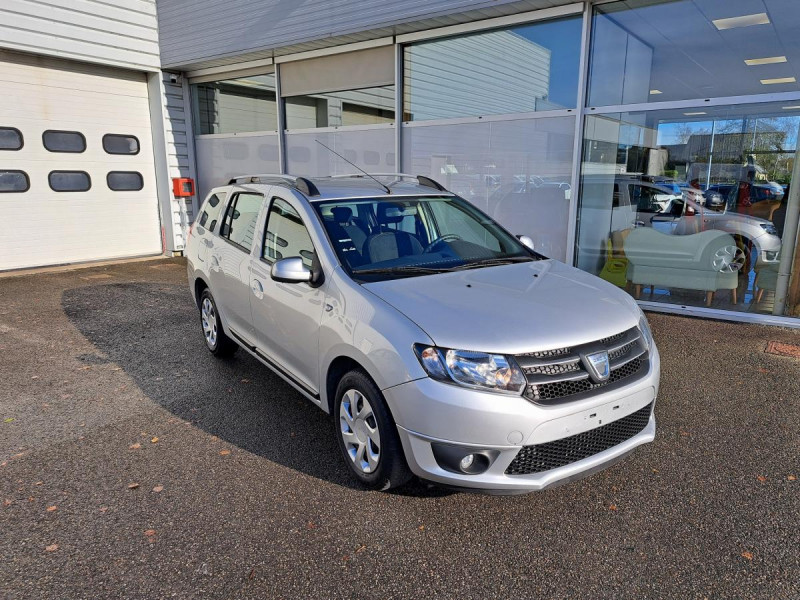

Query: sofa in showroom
left=623, top=228, right=744, bottom=307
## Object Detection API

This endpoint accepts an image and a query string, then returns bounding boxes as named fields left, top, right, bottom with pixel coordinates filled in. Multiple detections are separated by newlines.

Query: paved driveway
left=1, top=258, right=798, bottom=599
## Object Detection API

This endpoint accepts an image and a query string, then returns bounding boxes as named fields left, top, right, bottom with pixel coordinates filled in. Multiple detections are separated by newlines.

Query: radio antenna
left=315, top=139, right=391, bottom=194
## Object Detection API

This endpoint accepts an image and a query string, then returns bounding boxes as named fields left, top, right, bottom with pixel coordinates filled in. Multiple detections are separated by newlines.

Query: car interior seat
left=364, top=202, right=424, bottom=263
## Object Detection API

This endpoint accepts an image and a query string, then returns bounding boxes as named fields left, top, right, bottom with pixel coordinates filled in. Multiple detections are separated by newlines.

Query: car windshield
left=314, top=195, right=537, bottom=281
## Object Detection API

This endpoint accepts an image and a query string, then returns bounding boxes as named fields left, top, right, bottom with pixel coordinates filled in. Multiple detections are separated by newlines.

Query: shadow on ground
left=62, top=281, right=446, bottom=496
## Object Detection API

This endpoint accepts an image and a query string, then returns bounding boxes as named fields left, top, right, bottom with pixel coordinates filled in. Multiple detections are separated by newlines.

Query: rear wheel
left=334, top=370, right=412, bottom=490
left=199, top=289, right=237, bottom=358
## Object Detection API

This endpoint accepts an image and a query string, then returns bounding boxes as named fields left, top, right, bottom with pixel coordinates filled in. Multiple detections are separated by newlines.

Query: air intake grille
left=526, top=358, right=644, bottom=402
left=517, top=326, right=648, bottom=404
left=505, top=402, right=653, bottom=475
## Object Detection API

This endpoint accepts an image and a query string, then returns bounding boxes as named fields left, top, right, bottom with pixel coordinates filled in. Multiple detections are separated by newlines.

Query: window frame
left=106, top=171, right=144, bottom=192
left=102, top=133, right=141, bottom=156
left=0, top=127, right=24, bottom=151
left=0, top=170, right=30, bottom=193
left=48, top=170, right=92, bottom=193
left=42, top=130, right=87, bottom=154
left=219, top=191, right=265, bottom=254
left=260, top=196, right=318, bottom=268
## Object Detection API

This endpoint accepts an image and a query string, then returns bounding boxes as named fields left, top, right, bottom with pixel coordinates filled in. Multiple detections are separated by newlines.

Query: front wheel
left=199, top=289, right=238, bottom=358
left=334, top=370, right=412, bottom=490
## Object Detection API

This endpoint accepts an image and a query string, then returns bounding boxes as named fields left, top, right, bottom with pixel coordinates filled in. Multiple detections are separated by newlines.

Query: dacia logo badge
left=584, top=350, right=610, bottom=383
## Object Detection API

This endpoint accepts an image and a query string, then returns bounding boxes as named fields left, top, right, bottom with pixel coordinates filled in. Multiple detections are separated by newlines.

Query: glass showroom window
left=576, top=102, right=800, bottom=318
left=191, top=73, right=277, bottom=134
left=588, top=0, right=800, bottom=107
left=403, top=15, right=582, bottom=121
left=284, top=87, right=394, bottom=129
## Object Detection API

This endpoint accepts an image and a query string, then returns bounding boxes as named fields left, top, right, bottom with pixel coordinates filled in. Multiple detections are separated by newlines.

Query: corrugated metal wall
left=156, top=0, right=567, bottom=70
left=0, top=0, right=161, bottom=72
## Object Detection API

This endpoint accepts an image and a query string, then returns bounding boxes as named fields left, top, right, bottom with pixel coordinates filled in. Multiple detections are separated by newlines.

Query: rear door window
left=220, top=192, right=263, bottom=252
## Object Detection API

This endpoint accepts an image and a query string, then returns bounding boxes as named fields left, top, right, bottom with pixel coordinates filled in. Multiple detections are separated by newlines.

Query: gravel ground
left=0, top=257, right=798, bottom=599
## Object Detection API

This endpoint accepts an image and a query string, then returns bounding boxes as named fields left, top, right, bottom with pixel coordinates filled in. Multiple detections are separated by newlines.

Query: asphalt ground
left=0, top=257, right=798, bottom=599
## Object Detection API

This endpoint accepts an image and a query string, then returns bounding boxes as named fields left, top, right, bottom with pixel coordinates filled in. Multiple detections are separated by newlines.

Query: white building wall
left=0, top=0, right=161, bottom=72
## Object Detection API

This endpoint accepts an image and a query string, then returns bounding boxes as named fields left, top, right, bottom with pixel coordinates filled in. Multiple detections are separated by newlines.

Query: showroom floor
left=1, top=258, right=798, bottom=599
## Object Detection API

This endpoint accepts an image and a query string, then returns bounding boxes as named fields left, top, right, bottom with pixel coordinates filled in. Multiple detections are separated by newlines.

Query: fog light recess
left=431, top=443, right=499, bottom=475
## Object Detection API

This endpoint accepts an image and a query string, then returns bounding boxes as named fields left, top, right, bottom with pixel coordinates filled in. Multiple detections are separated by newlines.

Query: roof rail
left=327, top=172, right=449, bottom=192
left=227, top=174, right=320, bottom=197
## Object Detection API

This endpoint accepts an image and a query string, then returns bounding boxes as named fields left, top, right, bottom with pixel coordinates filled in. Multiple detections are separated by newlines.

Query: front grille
left=517, top=326, right=648, bottom=404
left=525, top=357, right=643, bottom=402
left=505, top=402, right=653, bottom=475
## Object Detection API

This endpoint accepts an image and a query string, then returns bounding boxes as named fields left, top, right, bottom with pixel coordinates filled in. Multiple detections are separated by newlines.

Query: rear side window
left=0, top=170, right=29, bottom=192
left=43, top=130, right=86, bottom=153
left=49, top=171, right=91, bottom=192
left=0, top=127, right=23, bottom=150
left=197, top=192, right=227, bottom=232
left=107, top=171, right=143, bottom=191
left=220, top=192, right=263, bottom=252
left=103, top=134, right=140, bottom=155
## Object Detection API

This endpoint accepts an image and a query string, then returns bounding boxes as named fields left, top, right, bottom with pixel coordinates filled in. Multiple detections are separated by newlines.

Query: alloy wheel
left=201, top=297, right=218, bottom=348
left=339, top=389, right=381, bottom=473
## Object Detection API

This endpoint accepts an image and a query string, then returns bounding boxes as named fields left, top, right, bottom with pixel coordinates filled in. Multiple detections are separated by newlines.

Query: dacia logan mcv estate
left=186, top=174, right=659, bottom=493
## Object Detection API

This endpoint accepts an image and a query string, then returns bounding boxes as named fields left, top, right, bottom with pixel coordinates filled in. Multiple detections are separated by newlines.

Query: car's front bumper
left=385, top=346, right=660, bottom=493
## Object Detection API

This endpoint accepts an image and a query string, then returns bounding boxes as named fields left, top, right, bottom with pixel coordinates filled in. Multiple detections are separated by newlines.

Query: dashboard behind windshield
left=314, top=196, right=534, bottom=281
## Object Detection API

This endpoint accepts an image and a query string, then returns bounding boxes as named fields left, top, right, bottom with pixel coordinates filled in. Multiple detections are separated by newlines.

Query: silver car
left=185, top=174, right=660, bottom=493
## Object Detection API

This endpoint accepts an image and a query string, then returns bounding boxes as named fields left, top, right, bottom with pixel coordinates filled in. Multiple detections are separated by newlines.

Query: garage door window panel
left=262, top=198, right=316, bottom=267
left=43, top=130, right=86, bottom=153
left=0, top=170, right=29, bottom=193
left=49, top=171, right=91, bottom=192
left=103, top=134, right=140, bottom=155
left=0, top=127, right=23, bottom=150
left=221, top=192, right=263, bottom=252
left=107, top=171, right=143, bottom=191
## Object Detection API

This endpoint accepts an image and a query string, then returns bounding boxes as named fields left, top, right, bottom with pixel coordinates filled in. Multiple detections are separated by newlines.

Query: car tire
left=334, top=370, right=412, bottom=491
left=199, top=289, right=238, bottom=358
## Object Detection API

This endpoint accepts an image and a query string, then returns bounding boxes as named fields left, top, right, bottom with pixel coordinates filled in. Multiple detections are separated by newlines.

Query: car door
left=249, top=195, right=325, bottom=395
left=207, top=190, right=265, bottom=345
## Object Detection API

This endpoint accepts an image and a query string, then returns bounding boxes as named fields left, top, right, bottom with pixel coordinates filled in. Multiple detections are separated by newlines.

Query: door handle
left=211, top=254, right=220, bottom=268
left=252, top=279, right=264, bottom=294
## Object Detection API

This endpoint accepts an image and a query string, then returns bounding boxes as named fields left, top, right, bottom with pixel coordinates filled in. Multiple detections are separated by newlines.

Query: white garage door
left=0, top=51, right=162, bottom=271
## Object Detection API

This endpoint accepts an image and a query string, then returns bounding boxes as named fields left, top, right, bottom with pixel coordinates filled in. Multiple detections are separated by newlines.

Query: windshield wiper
left=450, top=256, right=536, bottom=271
left=351, top=265, right=453, bottom=276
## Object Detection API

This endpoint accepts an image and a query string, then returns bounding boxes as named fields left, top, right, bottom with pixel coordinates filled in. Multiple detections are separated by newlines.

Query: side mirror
left=271, top=257, right=312, bottom=284
left=517, top=235, right=535, bottom=251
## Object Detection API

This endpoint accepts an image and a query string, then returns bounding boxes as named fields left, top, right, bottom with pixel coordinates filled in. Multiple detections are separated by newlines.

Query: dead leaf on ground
left=144, top=529, right=156, bottom=537
left=741, top=551, right=753, bottom=561
left=757, top=475, right=767, bottom=483
left=46, top=505, right=57, bottom=512
left=241, top=378, right=251, bottom=383
left=127, top=483, right=140, bottom=490
left=99, top=506, right=108, bottom=513
left=45, top=544, right=58, bottom=552
left=129, top=443, right=141, bottom=450
left=788, top=475, right=796, bottom=481
left=418, top=525, right=425, bottom=531
left=35, top=481, right=42, bottom=485
left=307, top=521, right=316, bottom=529
left=679, top=430, right=691, bottom=437
left=609, top=504, right=618, bottom=511
left=219, top=449, right=231, bottom=456
left=150, top=437, right=159, bottom=443
left=152, top=485, right=164, bottom=493
left=3, top=499, right=12, bottom=506
left=355, top=545, right=366, bottom=554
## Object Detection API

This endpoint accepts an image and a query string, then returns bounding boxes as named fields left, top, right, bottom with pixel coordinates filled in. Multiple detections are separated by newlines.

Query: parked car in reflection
left=578, top=175, right=781, bottom=273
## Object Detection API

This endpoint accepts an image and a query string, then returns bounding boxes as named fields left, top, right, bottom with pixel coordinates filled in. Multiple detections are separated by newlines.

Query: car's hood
left=362, top=260, right=640, bottom=355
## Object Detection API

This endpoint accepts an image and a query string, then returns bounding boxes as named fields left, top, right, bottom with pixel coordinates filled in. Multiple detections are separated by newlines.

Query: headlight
left=638, top=313, right=654, bottom=352
left=760, top=223, right=778, bottom=236
left=414, top=345, right=526, bottom=395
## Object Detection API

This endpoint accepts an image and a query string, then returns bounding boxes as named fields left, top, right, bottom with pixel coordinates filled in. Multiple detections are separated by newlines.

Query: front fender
left=318, top=268, right=433, bottom=412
